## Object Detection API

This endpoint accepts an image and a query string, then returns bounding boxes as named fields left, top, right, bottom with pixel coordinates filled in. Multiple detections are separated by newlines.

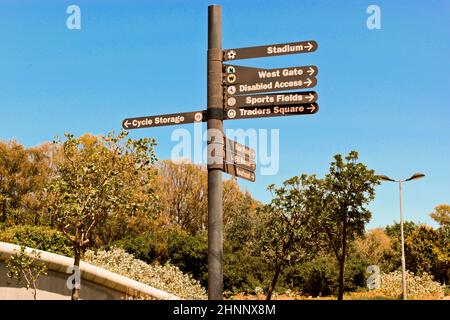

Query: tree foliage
left=257, top=174, right=321, bottom=300
left=430, top=204, right=450, bottom=227
left=6, top=246, right=48, bottom=300
left=0, top=225, right=72, bottom=256
left=316, top=151, right=380, bottom=299
left=44, top=131, right=158, bottom=299
left=0, top=141, right=53, bottom=225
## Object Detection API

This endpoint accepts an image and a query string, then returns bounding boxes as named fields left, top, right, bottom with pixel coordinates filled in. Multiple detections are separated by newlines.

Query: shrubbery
left=373, top=270, right=446, bottom=299
left=84, top=247, right=207, bottom=300
left=0, top=225, right=72, bottom=256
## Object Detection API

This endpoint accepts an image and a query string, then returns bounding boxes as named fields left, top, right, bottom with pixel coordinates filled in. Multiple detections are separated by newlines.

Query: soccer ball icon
left=227, top=50, right=236, bottom=60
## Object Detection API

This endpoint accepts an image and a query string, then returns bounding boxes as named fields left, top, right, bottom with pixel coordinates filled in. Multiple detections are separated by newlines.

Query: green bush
left=0, top=225, right=73, bottom=257
left=84, top=247, right=207, bottom=300
left=373, top=270, right=446, bottom=299
left=113, top=229, right=208, bottom=285
left=283, top=251, right=369, bottom=297
left=115, top=228, right=270, bottom=293
left=223, top=246, right=270, bottom=294
left=112, top=230, right=169, bottom=264
left=168, top=230, right=208, bottom=286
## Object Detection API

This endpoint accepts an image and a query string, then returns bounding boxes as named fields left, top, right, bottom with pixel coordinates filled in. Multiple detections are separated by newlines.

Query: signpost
left=121, top=4, right=320, bottom=300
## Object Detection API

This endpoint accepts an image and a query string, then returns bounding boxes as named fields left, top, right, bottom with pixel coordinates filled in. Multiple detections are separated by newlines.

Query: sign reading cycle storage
left=225, top=103, right=319, bottom=120
left=223, top=40, right=318, bottom=61
left=226, top=77, right=316, bottom=95
left=226, top=91, right=317, bottom=108
left=224, top=65, right=318, bottom=85
left=122, top=111, right=205, bottom=129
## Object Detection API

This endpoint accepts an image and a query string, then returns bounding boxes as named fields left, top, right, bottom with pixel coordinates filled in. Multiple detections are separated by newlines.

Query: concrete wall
left=0, top=242, right=181, bottom=300
left=0, top=261, right=124, bottom=300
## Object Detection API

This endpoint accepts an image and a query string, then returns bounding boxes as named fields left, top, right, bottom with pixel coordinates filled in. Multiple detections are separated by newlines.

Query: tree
left=429, top=205, right=450, bottom=283
left=156, top=160, right=260, bottom=235
left=257, top=174, right=320, bottom=300
left=317, top=151, right=380, bottom=300
left=0, top=141, right=52, bottom=225
left=430, top=204, right=450, bottom=227
left=44, top=131, right=158, bottom=300
left=354, top=228, right=395, bottom=272
left=157, top=160, right=208, bottom=233
left=6, top=246, right=48, bottom=300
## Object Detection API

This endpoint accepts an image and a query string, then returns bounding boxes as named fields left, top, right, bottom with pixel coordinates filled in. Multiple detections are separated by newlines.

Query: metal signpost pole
left=207, top=4, right=224, bottom=300
left=399, top=180, right=408, bottom=300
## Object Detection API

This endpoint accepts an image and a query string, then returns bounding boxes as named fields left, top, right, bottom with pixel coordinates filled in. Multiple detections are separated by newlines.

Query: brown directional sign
left=223, top=139, right=256, bottom=172
left=223, top=137, right=256, bottom=159
left=224, top=153, right=256, bottom=172
left=225, top=91, right=317, bottom=108
left=223, top=163, right=256, bottom=182
left=223, top=40, right=318, bottom=61
left=224, top=103, right=319, bottom=121
left=226, top=77, right=317, bottom=95
left=122, top=110, right=205, bottom=130
left=224, top=65, right=318, bottom=85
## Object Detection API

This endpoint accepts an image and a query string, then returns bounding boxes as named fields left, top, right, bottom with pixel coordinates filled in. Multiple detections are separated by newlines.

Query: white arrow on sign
left=307, top=92, right=315, bottom=102
left=307, top=104, right=317, bottom=113
left=124, top=120, right=131, bottom=129
left=305, top=42, right=314, bottom=51
left=307, top=67, right=315, bottom=76
left=304, top=78, right=313, bottom=87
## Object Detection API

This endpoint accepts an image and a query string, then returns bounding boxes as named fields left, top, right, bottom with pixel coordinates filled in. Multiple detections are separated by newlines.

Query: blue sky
left=0, top=0, right=449, bottom=229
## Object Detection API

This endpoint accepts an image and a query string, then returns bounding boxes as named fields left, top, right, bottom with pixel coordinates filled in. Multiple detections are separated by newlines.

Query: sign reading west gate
left=122, top=110, right=205, bottom=129
left=224, top=65, right=318, bottom=85
left=226, top=91, right=317, bottom=108
left=224, top=103, right=319, bottom=121
left=223, top=40, right=318, bottom=61
left=226, top=77, right=316, bottom=95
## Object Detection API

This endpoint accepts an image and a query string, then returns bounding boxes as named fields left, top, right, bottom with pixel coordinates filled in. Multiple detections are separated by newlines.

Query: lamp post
left=378, top=173, right=425, bottom=300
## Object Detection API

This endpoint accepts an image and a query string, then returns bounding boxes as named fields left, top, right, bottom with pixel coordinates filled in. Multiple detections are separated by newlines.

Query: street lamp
left=378, top=173, right=425, bottom=300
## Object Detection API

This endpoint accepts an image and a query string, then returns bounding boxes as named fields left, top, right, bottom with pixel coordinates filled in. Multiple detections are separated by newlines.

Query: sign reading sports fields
left=226, top=91, right=317, bottom=108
